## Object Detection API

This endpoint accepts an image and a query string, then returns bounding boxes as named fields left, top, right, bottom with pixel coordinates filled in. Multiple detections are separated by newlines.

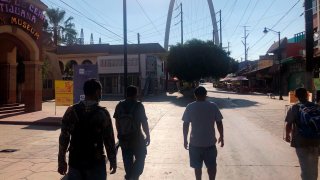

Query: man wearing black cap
left=182, top=86, right=224, bottom=180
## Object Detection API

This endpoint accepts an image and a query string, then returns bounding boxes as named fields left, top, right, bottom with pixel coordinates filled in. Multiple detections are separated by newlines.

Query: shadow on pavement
left=22, top=125, right=60, bottom=131
left=143, top=93, right=194, bottom=107
left=208, top=97, right=258, bottom=109
left=0, top=117, right=61, bottom=129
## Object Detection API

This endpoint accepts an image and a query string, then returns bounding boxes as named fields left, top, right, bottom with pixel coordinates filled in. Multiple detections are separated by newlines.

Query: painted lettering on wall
left=0, top=0, right=45, bottom=41
left=11, top=16, right=40, bottom=39
left=0, top=0, right=45, bottom=23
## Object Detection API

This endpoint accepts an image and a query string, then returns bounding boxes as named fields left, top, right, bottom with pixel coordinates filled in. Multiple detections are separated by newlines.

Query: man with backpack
left=182, top=86, right=224, bottom=180
left=58, top=79, right=117, bottom=180
left=285, top=87, right=320, bottom=180
left=113, top=85, right=150, bottom=180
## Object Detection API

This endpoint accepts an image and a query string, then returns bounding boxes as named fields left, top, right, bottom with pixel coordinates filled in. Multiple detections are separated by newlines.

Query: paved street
left=0, top=83, right=307, bottom=179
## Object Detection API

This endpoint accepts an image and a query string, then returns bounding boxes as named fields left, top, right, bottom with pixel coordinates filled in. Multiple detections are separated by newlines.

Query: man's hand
left=145, top=135, right=150, bottom=146
left=285, top=134, right=291, bottom=143
left=184, top=140, right=189, bottom=150
left=218, top=136, right=224, bottom=147
left=110, top=163, right=117, bottom=174
left=58, top=161, right=67, bottom=175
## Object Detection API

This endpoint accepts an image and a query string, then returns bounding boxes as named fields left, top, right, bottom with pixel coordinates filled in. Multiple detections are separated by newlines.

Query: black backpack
left=296, top=103, right=320, bottom=138
left=116, top=101, right=140, bottom=142
left=69, top=103, right=105, bottom=168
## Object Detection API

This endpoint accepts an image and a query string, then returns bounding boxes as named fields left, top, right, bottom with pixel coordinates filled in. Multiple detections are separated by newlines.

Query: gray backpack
left=117, top=101, right=140, bottom=141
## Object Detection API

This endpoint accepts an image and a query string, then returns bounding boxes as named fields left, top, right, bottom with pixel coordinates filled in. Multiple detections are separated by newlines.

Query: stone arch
left=0, top=25, right=40, bottom=61
left=164, top=0, right=219, bottom=50
left=59, top=61, right=64, bottom=74
left=82, top=59, right=93, bottom=65
left=0, top=26, right=42, bottom=111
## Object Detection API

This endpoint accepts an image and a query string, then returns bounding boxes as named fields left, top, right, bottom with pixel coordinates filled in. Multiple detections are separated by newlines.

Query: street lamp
left=263, top=27, right=283, bottom=100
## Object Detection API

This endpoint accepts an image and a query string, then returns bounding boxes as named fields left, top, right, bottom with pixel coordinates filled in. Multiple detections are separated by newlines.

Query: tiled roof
left=57, top=43, right=166, bottom=55
left=267, top=38, right=287, bottom=54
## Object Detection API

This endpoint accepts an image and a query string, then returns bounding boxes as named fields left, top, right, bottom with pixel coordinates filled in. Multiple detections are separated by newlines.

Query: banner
left=73, top=64, right=98, bottom=103
left=55, top=80, right=73, bottom=106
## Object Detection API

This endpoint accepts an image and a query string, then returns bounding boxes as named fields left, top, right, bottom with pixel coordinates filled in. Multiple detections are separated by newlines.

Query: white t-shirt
left=182, top=100, right=223, bottom=147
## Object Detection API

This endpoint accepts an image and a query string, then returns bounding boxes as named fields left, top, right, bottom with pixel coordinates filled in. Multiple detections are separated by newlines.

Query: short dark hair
left=295, top=87, right=307, bottom=100
left=194, top=86, right=207, bottom=97
left=83, top=79, right=102, bottom=96
left=126, top=85, right=138, bottom=98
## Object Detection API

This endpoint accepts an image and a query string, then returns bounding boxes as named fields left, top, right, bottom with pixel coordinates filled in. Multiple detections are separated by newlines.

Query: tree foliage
left=167, top=39, right=234, bottom=82
left=45, top=8, right=77, bottom=46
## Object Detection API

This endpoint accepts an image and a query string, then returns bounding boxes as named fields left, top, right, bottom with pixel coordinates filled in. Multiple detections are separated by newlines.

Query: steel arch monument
left=164, top=0, right=219, bottom=50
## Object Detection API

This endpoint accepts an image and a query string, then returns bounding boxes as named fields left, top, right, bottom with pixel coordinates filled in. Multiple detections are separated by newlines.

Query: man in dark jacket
left=58, top=79, right=117, bottom=180
left=113, top=85, right=150, bottom=180
left=285, top=87, right=320, bottom=180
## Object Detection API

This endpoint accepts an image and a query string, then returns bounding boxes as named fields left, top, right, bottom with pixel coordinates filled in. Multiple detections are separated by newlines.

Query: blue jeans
left=121, top=145, right=147, bottom=179
left=296, top=147, right=319, bottom=180
left=67, top=160, right=107, bottom=180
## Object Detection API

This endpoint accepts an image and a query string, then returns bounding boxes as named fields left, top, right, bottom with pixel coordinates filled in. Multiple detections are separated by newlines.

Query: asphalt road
left=0, top=83, right=304, bottom=179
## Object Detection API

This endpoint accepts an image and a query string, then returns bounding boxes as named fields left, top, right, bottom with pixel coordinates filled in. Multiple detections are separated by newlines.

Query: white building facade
left=98, top=54, right=165, bottom=95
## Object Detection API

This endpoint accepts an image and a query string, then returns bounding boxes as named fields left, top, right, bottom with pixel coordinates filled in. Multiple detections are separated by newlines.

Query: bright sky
left=42, top=0, right=305, bottom=61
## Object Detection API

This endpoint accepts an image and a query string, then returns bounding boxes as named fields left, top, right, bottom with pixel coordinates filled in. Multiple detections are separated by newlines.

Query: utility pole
left=123, top=0, right=128, bottom=98
left=174, top=3, right=184, bottom=44
left=180, top=3, right=183, bottom=44
left=305, top=0, right=314, bottom=72
left=242, top=26, right=249, bottom=61
left=138, top=33, right=142, bottom=94
left=218, top=10, right=222, bottom=47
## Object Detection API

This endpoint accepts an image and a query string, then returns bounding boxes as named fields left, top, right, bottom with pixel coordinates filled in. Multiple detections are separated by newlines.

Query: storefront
left=0, top=0, right=47, bottom=111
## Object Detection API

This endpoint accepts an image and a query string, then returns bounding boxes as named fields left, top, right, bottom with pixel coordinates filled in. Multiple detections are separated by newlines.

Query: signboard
left=55, top=80, right=73, bottom=106
left=0, top=0, right=46, bottom=42
left=289, top=91, right=312, bottom=104
left=313, top=78, right=320, bottom=90
left=73, top=64, right=98, bottom=103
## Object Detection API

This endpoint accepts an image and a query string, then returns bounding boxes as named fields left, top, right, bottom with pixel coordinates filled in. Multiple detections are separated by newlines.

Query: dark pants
left=121, top=145, right=147, bottom=179
left=67, top=160, right=107, bottom=180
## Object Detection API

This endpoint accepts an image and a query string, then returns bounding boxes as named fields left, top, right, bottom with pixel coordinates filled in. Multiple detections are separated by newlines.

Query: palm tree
left=45, top=8, right=77, bottom=46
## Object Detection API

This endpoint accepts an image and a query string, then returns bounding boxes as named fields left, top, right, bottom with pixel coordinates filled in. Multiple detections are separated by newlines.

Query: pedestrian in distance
left=285, top=87, right=320, bottom=180
left=113, top=85, right=150, bottom=180
left=182, top=86, right=224, bottom=180
left=58, top=79, right=117, bottom=180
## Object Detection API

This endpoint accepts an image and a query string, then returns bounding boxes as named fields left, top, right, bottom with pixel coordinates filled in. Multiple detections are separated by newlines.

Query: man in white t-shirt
left=182, top=86, right=224, bottom=180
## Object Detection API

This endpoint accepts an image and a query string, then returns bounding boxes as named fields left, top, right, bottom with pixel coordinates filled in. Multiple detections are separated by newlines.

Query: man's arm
left=285, top=122, right=293, bottom=142
left=284, top=106, right=295, bottom=143
left=142, top=121, right=150, bottom=146
left=138, top=103, right=150, bottom=146
left=102, top=110, right=117, bottom=174
left=183, top=122, right=190, bottom=150
left=216, top=121, right=224, bottom=147
left=58, top=107, right=73, bottom=175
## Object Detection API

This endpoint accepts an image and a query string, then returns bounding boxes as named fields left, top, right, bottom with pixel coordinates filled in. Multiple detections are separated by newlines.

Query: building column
left=24, top=61, right=42, bottom=112
left=0, top=63, right=9, bottom=105
left=7, top=63, right=17, bottom=104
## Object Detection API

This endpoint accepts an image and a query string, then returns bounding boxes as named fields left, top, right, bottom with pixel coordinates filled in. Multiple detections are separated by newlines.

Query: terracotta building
left=0, top=0, right=47, bottom=112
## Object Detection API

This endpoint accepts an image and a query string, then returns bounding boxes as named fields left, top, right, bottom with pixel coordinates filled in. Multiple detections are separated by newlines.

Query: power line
left=249, top=0, right=301, bottom=51
left=135, top=0, right=162, bottom=36
left=244, top=0, right=259, bottom=25
left=228, top=0, right=252, bottom=41
left=45, top=0, right=124, bottom=43
left=58, top=0, right=126, bottom=42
